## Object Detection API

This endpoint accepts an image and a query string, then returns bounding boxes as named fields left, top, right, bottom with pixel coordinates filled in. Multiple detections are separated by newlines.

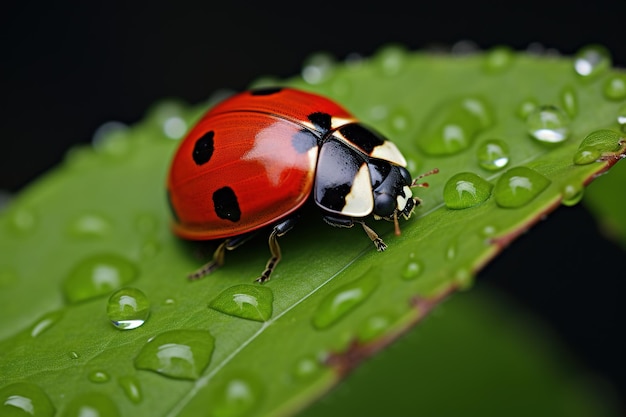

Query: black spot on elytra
left=318, top=184, right=351, bottom=212
left=308, top=112, right=332, bottom=133
left=192, top=131, right=215, bottom=165
left=250, top=87, right=283, bottom=96
left=213, top=186, right=241, bottom=222
left=292, top=129, right=319, bottom=153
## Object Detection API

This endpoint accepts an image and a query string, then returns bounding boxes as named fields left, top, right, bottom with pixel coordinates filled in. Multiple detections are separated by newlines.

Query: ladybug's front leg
left=188, top=233, right=255, bottom=280
left=256, top=216, right=299, bottom=284
left=322, top=215, right=387, bottom=251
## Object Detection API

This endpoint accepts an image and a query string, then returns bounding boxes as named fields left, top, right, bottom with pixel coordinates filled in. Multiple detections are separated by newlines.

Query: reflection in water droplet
left=292, top=356, right=321, bottom=380
left=62, top=392, right=119, bottom=417
left=209, top=284, right=273, bottom=322
left=68, top=351, right=80, bottom=359
left=30, top=311, right=63, bottom=338
left=68, top=213, right=111, bottom=238
left=574, top=45, right=611, bottom=78
left=560, top=86, right=578, bottom=118
left=107, top=287, right=150, bottom=330
left=483, top=46, right=514, bottom=72
left=63, top=253, right=138, bottom=304
left=618, top=104, right=626, bottom=131
left=477, top=139, right=510, bottom=171
left=454, top=268, right=474, bottom=290
left=134, top=329, right=214, bottom=380
left=312, top=272, right=379, bottom=330
left=573, top=147, right=601, bottom=165
left=118, top=376, right=142, bottom=404
left=92, top=122, right=130, bottom=158
left=301, top=53, right=335, bottom=84
left=208, top=373, right=263, bottom=417
left=375, top=44, right=408, bottom=76
left=358, top=313, right=392, bottom=342
left=494, top=167, right=551, bottom=208
left=603, top=75, right=626, bottom=101
left=526, top=105, right=570, bottom=144
left=0, top=382, right=55, bottom=417
left=562, top=184, right=584, bottom=207
left=88, top=370, right=110, bottom=383
left=443, top=172, right=493, bottom=209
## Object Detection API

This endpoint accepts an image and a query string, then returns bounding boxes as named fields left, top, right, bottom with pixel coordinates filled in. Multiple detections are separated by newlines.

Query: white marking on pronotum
left=342, top=164, right=373, bottom=216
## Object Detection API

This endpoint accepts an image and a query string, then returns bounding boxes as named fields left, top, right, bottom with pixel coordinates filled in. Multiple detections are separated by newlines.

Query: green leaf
left=1, top=46, right=625, bottom=416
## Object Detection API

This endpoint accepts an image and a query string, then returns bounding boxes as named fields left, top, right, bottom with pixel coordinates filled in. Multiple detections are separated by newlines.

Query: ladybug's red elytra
left=167, top=87, right=436, bottom=283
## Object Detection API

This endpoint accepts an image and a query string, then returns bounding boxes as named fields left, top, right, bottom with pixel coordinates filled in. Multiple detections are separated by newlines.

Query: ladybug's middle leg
left=322, top=215, right=387, bottom=252
left=188, top=233, right=256, bottom=280
left=255, top=215, right=300, bottom=284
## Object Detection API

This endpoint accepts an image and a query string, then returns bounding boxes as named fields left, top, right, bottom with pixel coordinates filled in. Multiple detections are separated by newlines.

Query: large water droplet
left=526, top=105, right=570, bottom=144
left=61, top=392, right=119, bottom=417
left=63, top=253, right=138, bottom=303
left=443, top=172, right=493, bottom=209
left=208, top=284, right=273, bottom=322
left=574, top=45, right=611, bottom=79
left=418, top=97, right=494, bottom=156
left=573, top=129, right=623, bottom=164
left=312, top=272, right=379, bottom=330
left=561, top=184, right=584, bottom=207
left=483, top=46, right=514, bottom=73
left=560, top=86, right=578, bottom=118
left=603, top=74, right=626, bottom=101
left=494, top=167, right=551, bottom=208
left=68, top=213, right=112, bottom=238
left=107, top=287, right=150, bottom=330
left=0, top=382, right=55, bottom=417
left=301, top=52, right=335, bottom=84
left=476, top=139, right=510, bottom=170
left=207, top=373, right=263, bottom=417
left=134, top=329, right=215, bottom=380
left=30, top=310, right=63, bottom=338
left=118, top=376, right=142, bottom=404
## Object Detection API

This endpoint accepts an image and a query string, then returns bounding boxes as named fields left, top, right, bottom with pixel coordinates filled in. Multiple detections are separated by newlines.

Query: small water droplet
left=526, top=105, right=570, bottom=144
left=209, top=284, right=273, bottom=322
left=561, top=184, right=584, bottom=206
left=476, top=139, right=510, bottom=171
left=107, top=287, right=150, bottom=330
left=446, top=241, right=457, bottom=260
left=494, top=167, right=551, bottom=208
left=92, top=121, right=131, bottom=157
left=443, top=172, right=493, bottom=209
left=88, top=370, right=110, bottom=383
left=208, top=373, right=263, bottom=417
left=118, top=376, right=142, bottom=404
left=63, top=253, right=138, bottom=304
left=0, top=382, right=55, bottom=417
left=574, top=45, right=611, bottom=79
left=617, top=104, right=626, bottom=131
left=388, top=108, right=411, bottom=133
left=6, top=207, right=37, bottom=235
left=163, top=298, right=176, bottom=306
left=292, top=356, right=321, bottom=380
left=603, top=74, right=626, bottom=101
left=68, top=351, right=80, bottom=359
left=573, top=129, right=623, bottom=164
left=418, top=97, right=494, bottom=156
left=301, top=52, right=335, bottom=84
left=516, top=99, right=538, bottom=120
left=30, top=310, right=63, bottom=338
left=454, top=268, right=474, bottom=290
left=357, top=313, right=392, bottom=342
left=134, top=329, right=215, bottom=380
left=312, top=272, right=379, bottom=330
left=560, top=86, right=578, bottom=118
left=401, top=256, right=423, bottom=281
left=68, top=212, right=112, bottom=238
left=573, top=146, right=601, bottom=165
left=483, top=46, right=514, bottom=72
left=62, top=392, right=119, bottom=417
left=481, top=225, right=497, bottom=237
left=163, top=116, right=188, bottom=140
left=148, top=101, right=189, bottom=141
left=374, top=44, right=407, bottom=76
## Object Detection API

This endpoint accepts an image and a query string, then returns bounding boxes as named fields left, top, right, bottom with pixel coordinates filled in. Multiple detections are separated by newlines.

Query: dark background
left=2, top=1, right=625, bottom=412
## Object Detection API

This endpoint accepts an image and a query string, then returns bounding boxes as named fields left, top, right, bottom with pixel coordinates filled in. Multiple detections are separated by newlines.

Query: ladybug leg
left=322, top=215, right=387, bottom=252
left=359, top=221, right=387, bottom=251
left=188, top=233, right=255, bottom=280
left=255, top=216, right=299, bottom=284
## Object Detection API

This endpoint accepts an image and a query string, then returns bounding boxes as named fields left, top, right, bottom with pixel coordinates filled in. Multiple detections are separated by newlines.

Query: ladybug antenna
left=393, top=210, right=401, bottom=236
left=410, top=168, right=439, bottom=189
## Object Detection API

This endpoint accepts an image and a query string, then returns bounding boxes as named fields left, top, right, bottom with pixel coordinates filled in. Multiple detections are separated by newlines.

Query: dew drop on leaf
left=62, top=253, right=138, bottom=304
left=374, top=44, right=408, bottom=77
left=401, top=258, right=423, bottom=281
left=559, top=86, right=578, bottom=118
left=107, top=287, right=150, bottom=330
left=118, top=376, right=142, bottom=404
left=483, top=46, right=514, bottom=73
left=578, top=129, right=623, bottom=153
left=603, top=74, right=626, bottom=101
left=301, top=52, right=335, bottom=85
left=573, top=146, right=601, bottom=165
left=61, top=392, right=119, bottom=417
left=207, top=373, right=263, bottom=417
left=134, top=329, right=214, bottom=380
left=147, top=101, right=189, bottom=141
left=208, top=284, right=273, bottom=322
left=0, top=382, right=55, bottom=417
left=526, top=105, right=570, bottom=144
left=516, top=98, right=538, bottom=120
left=67, top=212, right=111, bottom=238
left=6, top=206, right=38, bottom=235
left=68, top=351, right=80, bottom=360
left=30, top=311, right=63, bottom=338
left=292, top=356, right=321, bottom=380
left=573, top=45, right=611, bottom=79
left=443, top=172, right=493, bottom=209
left=87, top=370, right=110, bottom=383
left=494, top=167, right=551, bottom=208
left=561, top=184, right=584, bottom=206
left=388, top=107, right=411, bottom=133
left=357, top=313, right=392, bottom=342
left=311, top=272, right=380, bottom=330
left=476, top=139, right=510, bottom=171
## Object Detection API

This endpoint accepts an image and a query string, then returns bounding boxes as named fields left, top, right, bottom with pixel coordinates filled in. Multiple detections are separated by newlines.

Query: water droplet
left=163, top=116, right=188, bottom=140
left=476, top=139, right=510, bottom=171
left=357, top=313, right=392, bottom=342
left=0, top=382, right=55, bottom=417
left=63, top=253, right=138, bottom=304
left=68, top=351, right=80, bottom=359
left=107, top=287, right=150, bottom=330
left=92, top=121, right=130, bottom=157
left=481, top=225, right=497, bottom=237
left=494, top=167, right=551, bottom=208
left=483, top=46, right=514, bottom=72
left=418, top=97, right=494, bottom=156
left=443, top=172, right=493, bottom=209
left=401, top=255, right=423, bottom=281
left=62, top=392, right=119, bottom=417
left=6, top=207, right=37, bottom=235
left=207, top=373, right=263, bottom=417
left=516, top=99, right=538, bottom=120
left=301, top=52, right=335, bottom=84
left=88, top=370, right=110, bottom=383
left=374, top=44, right=408, bottom=76
left=134, top=329, right=215, bottom=380
left=618, top=104, right=626, bottom=131
left=454, top=268, right=474, bottom=290
left=30, top=310, right=63, bottom=338
left=574, top=45, right=611, bottom=79
left=526, top=105, right=570, bottom=144
left=573, top=129, right=623, bottom=164
left=562, top=184, right=584, bottom=207
left=148, top=101, right=189, bottom=140
left=292, top=356, right=321, bottom=380
left=573, top=146, right=601, bottom=165
left=163, top=298, right=176, bottom=306
left=388, top=108, right=411, bottom=133
left=312, top=272, right=379, bottom=330
left=603, top=74, right=626, bottom=101
left=446, top=241, right=457, bottom=260
left=68, top=213, right=111, bottom=238
left=118, top=376, right=142, bottom=404
left=209, top=284, right=273, bottom=322
left=560, top=86, right=578, bottom=118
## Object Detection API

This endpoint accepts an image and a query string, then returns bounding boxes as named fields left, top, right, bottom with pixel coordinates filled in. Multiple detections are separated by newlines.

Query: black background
left=2, top=1, right=625, bottom=412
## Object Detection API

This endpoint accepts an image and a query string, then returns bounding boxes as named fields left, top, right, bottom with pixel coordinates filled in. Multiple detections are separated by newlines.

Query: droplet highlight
left=30, top=311, right=63, bottom=338
left=617, top=104, right=626, bottom=131
left=88, top=370, right=110, bottom=383
left=494, top=167, right=551, bottom=208
left=401, top=256, right=423, bottom=281
left=134, top=329, right=215, bottom=380
left=68, top=213, right=111, bottom=238
left=312, top=272, right=379, bottom=330
left=526, top=105, right=570, bottom=144
left=516, top=99, right=538, bottom=120
left=476, top=139, right=510, bottom=170
left=0, top=382, right=55, bottom=417
left=107, top=287, right=150, bottom=330
left=573, top=129, right=623, bottom=164
left=443, top=172, right=493, bottom=209
left=61, top=392, right=119, bottom=417
left=358, top=313, right=392, bottom=342
left=208, top=284, right=273, bottom=322
left=118, top=376, right=142, bottom=404
left=207, top=373, right=263, bottom=417
left=561, top=184, right=584, bottom=207
left=559, top=86, right=578, bottom=118
left=6, top=207, right=37, bottom=235
left=63, top=253, right=138, bottom=304
left=574, top=45, right=611, bottom=79
left=603, top=74, right=626, bottom=101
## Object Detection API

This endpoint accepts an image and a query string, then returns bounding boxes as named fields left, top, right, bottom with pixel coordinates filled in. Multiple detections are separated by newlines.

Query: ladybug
left=167, top=87, right=435, bottom=283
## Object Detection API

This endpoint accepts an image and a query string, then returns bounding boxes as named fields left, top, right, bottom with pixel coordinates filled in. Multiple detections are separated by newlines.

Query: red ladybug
left=167, top=87, right=435, bottom=283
